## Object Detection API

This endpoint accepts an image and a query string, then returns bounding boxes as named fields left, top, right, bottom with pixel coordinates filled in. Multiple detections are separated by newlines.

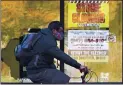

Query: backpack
left=14, top=32, right=41, bottom=66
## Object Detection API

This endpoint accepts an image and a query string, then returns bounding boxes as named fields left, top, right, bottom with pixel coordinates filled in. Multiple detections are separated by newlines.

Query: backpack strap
left=31, top=31, right=42, bottom=47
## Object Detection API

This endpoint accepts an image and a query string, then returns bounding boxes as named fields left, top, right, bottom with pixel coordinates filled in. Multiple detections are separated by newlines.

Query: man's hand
left=79, top=65, right=89, bottom=73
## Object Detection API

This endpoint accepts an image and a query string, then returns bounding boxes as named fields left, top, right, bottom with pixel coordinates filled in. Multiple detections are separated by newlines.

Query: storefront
left=1, top=0, right=122, bottom=83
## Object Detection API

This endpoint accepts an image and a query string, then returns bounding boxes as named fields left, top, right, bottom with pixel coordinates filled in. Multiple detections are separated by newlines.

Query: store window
left=64, top=0, right=122, bottom=83
left=1, top=0, right=60, bottom=83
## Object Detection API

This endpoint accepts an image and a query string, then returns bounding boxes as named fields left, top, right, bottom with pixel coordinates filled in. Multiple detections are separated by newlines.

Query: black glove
left=79, top=65, right=89, bottom=73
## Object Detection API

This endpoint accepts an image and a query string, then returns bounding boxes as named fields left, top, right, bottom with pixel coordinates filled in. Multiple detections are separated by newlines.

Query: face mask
left=54, top=32, right=64, bottom=41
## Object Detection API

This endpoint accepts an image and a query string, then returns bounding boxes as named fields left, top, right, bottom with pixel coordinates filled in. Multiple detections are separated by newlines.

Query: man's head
left=48, top=21, right=64, bottom=41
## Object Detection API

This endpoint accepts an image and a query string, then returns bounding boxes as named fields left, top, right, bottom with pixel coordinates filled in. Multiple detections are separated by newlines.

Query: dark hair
left=48, top=21, right=63, bottom=31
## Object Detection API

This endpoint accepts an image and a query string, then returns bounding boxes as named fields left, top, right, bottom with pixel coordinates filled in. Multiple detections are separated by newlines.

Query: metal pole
left=60, top=0, right=64, bottom=72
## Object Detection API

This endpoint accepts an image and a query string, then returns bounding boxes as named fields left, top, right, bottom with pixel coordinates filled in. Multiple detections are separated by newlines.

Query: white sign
left=99, top=72, right=109, bottom=82
left=69, top=50, right=108, bottom=56
left=68, top=30, right=109, bottom=51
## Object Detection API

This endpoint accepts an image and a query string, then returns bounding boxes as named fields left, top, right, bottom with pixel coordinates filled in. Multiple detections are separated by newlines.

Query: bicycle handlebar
left=81, top=69, right=89, bottom=83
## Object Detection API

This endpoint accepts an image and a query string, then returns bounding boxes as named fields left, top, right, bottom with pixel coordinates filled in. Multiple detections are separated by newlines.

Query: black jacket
left=26, top=28, right=81, bottom=75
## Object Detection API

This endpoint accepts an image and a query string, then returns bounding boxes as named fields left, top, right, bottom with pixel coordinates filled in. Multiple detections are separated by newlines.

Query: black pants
left=28, top=69, right=70, bottom=84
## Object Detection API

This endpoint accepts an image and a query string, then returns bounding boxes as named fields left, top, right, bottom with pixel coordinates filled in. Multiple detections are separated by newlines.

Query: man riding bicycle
left=26, top=21, right=88, bottom=84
